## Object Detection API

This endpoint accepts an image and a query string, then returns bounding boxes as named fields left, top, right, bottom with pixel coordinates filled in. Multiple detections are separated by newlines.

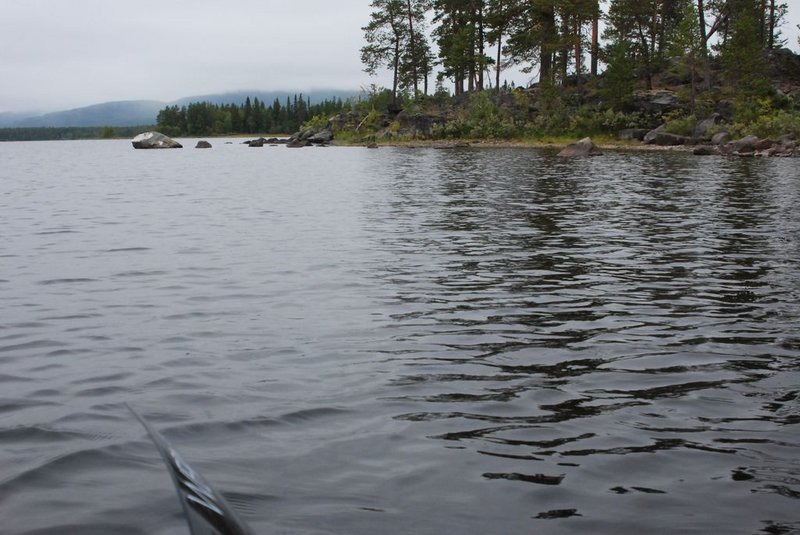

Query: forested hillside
left=361, top=0, right=790, bottom=99
left=342, top=0, right=800, bottom=143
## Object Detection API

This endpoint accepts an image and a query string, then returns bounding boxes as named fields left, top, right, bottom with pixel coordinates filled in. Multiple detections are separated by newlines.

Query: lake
left=1, top=139, right=798, bottom=534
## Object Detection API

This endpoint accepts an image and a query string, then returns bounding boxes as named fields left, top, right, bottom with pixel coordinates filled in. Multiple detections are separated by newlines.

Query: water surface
left=0, top=140, right=798, bottom=534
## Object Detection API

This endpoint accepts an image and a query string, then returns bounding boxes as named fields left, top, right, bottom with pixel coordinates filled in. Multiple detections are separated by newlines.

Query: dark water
left=1, top=139, right=799, bottom=534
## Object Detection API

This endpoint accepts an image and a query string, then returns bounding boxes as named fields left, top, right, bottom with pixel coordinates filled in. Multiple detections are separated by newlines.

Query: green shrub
left=747, top=110, right=800, bottom=138
left=301, top=114, right=330, bottom=132
left=664, top=114, right=697, bottom=136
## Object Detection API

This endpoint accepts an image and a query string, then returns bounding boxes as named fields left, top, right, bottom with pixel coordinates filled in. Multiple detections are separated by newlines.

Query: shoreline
left=333, top=137, right=696, bottom=153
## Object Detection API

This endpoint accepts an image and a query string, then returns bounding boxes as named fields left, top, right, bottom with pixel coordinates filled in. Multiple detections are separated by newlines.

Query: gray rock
left=693, top=114, right=722, bottom=140
left=643, top=124, right=666, bottom=144
left=729, top=135, right=759, bottom=154
left=248, top=138, right=265, bottom=147
left=633, top=90, right=680, bottom=113
left=558, top=137, right=602, bottom=157
left=396, top=111, right=446, bottom=138
left=287, top=139, right=312, bottom=148
left=711, top=132, right=731, bottom=145
left=309, top=129, right=334, bottom=143
left=644, top=125, right=690, bottom=146
left=777, top=137, right=796, bottom=155
left=195, top=140, right=212, bottom=149
left=753, top=138, right=775, bottom=151
left=132, top=131, right=182, bottom=149
left=715, top=99, right=736, bottom=121
left=618, top=128, right=650, bottom=141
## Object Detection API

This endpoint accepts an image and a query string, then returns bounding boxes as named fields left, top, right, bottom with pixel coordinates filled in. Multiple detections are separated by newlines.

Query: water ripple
left=0, top=144, right=798, bottom=534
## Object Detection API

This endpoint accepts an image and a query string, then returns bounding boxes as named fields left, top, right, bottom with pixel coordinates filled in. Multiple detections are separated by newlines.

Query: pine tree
left=361, top=0, right=409, bottom=104
left=720, top=0, right=771, bottom=115
left=433, top=1, right=493, bottom=94
left=604, top=0, right=690, bottom=90
left=671, top=2, right=704, bottom=113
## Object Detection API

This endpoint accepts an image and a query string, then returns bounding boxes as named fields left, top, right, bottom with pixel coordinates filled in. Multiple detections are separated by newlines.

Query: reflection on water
left=0, top=141, right=798, bottom=534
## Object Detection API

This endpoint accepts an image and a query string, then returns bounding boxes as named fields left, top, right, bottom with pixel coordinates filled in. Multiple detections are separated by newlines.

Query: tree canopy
left=360, top=0, right=791, bottom=98
left=155, top=95, right=346, bottom=137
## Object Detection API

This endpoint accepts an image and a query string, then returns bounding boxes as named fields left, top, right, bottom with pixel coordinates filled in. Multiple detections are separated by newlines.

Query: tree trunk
left=690, top=61, right=696, bottom=115
left=423, top=54, right=429, bottom=96
left=393, top=39, right=400, bottom=104
left=650, top=0, right=658, bottom=60
left=591, top=13, right=599, bottom=77
left=637, top=24, right=653, bottom=90
left=574, top=20, right=582, bottom=80
left=768, top=0, right=776, bottom=49
left=559, top=15, right=569, bottom=81
left=697, top=0, right=712, bottom=90
left=477, top=5, right=485, bottom=91
left=496, top=26, right=503, bottom=93
left=539, top=3, right=555, bottom=82
left=387, top=3, right=401, bottom=105
left=406, top=0, right=418, bottom=96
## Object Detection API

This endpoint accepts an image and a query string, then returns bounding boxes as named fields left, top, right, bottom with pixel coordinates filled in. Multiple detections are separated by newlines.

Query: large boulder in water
left=558, top=137, right=602, bottom=157
left=309, top=129, right=334, bottom=144
left=132, top=131, right=182, bottom=149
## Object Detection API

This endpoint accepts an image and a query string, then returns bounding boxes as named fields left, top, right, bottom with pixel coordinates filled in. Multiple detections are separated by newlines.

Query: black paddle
left=129, top=404, right=253, bottom=535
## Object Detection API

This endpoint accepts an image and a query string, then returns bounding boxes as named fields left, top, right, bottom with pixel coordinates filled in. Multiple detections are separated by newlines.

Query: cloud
left=1, top=0, right=798, bottom=113
left=0, top=0, right=377, bottom=111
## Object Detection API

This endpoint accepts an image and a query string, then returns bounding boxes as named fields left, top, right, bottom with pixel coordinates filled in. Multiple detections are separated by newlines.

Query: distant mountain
left=0, top=89, right=358, bottom=128
left=7, top=100, right=164, bottom=128
left=0, top=111, right=35, bottom=127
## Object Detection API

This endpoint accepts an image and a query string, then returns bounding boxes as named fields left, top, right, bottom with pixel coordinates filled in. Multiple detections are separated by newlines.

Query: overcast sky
left=1, top=0, right=799, bottom=113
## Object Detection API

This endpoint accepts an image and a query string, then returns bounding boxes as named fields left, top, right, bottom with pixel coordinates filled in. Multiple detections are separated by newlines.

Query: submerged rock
left=693, top=145, right=718, bottom=156
left=131, top=131, right=182, bottom=149
left=195, top=140, right=212, bottom=149
left=287, top=139, right=312, bottom=148
left=558, top=137, right=602, bottom=157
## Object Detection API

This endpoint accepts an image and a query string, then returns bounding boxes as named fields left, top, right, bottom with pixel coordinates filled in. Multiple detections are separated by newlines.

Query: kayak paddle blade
left=128, top=404, right=252, bottom=535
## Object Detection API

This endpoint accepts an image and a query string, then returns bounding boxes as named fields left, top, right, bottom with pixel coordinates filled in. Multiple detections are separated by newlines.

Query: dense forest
left=361, top=0, right=790, bottom=99
left=333, top=0, right=800, bottom=144
left=0, top=125, right=150, bottom=142
left=154, top=95, right=347, bottom=137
